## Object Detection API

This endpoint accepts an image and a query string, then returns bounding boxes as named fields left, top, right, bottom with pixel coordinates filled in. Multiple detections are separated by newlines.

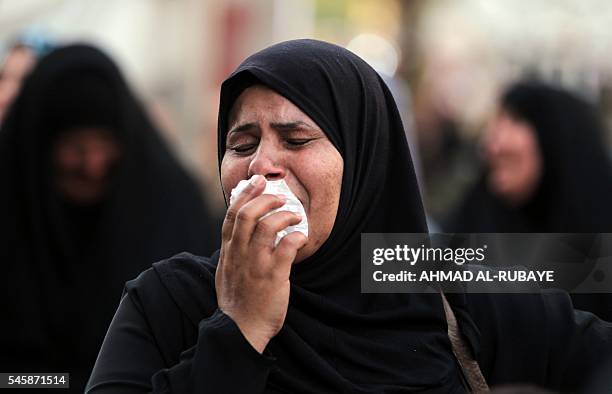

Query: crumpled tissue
left=230, top=177, right=308, bottom=246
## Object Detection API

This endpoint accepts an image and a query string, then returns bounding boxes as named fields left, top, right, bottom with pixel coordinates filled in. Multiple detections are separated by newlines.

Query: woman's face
left=221, top=85, right=344, bottom=263
left=483, top=110, right=542, bottom=206
left=53, top=127, right=122, bottom=205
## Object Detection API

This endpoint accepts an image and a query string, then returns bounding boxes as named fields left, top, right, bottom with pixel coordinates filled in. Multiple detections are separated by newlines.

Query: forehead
left=228, top=85, right=312, bottom=126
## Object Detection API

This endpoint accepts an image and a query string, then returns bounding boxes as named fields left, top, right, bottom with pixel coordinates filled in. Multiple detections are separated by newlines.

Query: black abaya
left=88, top=253, right=612, bottom=393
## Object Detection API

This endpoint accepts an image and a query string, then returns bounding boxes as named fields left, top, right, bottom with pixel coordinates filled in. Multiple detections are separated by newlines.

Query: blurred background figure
left=0, top=44, right=35, bottom=124
left=447, top=81, right=612, bottom=232
left=445, top=81, right=612, bottom=320
left=0, top=44, right=218, bottom=392
left=0, top=32, right=54, bottom=125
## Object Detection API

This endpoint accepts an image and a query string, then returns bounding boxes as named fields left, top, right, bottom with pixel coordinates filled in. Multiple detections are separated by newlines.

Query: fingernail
left=250, top=175, right=265, bottom=187
left=294, top=213, right=302, bottom=221
left=278, top=195, right=287, bottom=203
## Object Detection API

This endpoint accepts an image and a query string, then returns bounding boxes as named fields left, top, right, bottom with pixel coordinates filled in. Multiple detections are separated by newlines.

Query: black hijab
left=154, top=39, right=480, bottom=392
left=0, top=44, right=217, bottom=391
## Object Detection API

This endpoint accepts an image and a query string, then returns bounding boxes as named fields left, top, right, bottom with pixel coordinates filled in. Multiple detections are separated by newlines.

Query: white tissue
left=230, top=177, right=308, bottom=246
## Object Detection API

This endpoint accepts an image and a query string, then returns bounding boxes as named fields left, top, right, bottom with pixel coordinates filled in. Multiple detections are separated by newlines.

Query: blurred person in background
left=445, top=81, right=612, bottom=320
left=0, top=30, right=55, bottom=125
left=0, top=44, right=36, bottom=124
left=0, top=44, right=218, bottom=392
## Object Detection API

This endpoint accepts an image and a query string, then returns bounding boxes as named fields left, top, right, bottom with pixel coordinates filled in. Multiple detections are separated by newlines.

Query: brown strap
left=440, top=292, right=490, bottom=393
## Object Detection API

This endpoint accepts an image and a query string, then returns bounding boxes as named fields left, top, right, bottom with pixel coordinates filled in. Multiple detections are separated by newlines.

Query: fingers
left=274, top=231, right=308, bottom=274
left=251, top=211, right=303, bottom=249
left=221, top=175, right=266, bottom=243
left=231, top=194, right=287, bottom=245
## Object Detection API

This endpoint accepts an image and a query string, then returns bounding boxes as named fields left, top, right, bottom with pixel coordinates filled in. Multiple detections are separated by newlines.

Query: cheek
left=299, top=149, right=343, bottom=229
left=54, top=146, right=81, bottom=173
left=520, top=145, right=542, bottom=185
left=220, top=155, right=250, bottom=199
left=513, top=130, right=538, bottom=165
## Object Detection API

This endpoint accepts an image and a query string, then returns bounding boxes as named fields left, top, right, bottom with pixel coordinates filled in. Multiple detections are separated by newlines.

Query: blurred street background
left=2, top=0, right=612, bottom=224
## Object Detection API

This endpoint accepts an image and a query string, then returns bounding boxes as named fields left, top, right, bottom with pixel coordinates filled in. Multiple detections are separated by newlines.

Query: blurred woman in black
left=0, top=44, right=218, bottom=391
left=446, top=81, right=612, bottom=320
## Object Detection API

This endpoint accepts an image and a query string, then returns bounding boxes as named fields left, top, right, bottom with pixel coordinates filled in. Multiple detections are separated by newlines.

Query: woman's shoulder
left=125, top=251, right=220, bottom=327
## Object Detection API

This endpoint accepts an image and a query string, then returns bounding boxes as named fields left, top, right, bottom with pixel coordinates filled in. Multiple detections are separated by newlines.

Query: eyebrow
left=228, top=120, right=320, bottom=135
left=228, top=122, right=257, bottom=135
left=270, top=121, right=318, bottom=131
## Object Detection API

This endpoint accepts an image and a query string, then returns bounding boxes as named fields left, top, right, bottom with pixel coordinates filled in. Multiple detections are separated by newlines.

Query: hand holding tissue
left=230, top=177, right=308, bottom=246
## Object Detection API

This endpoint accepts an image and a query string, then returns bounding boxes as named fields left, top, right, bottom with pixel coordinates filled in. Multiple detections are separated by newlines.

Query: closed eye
left=229, top=143, right=258, bottom=154
left=285, top=138, right=317, bottom=147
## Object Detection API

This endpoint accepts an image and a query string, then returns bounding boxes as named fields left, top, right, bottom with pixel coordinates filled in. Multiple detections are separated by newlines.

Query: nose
left=83, top=148, right=113, bottom=180
left=247, top=142, right=286, bottom=180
